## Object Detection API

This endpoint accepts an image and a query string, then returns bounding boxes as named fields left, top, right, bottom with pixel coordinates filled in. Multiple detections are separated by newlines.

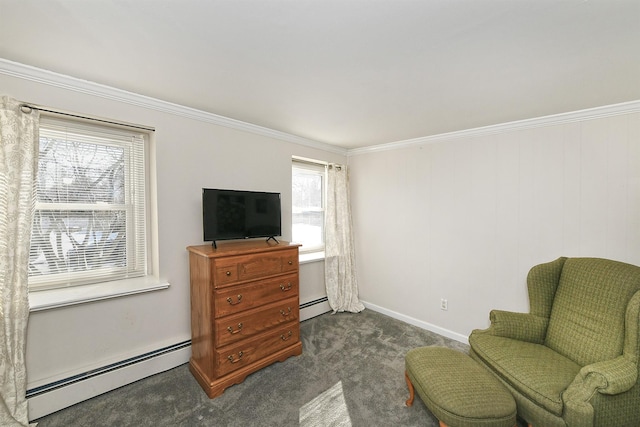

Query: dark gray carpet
left=33, top=309, right=521, bottom=426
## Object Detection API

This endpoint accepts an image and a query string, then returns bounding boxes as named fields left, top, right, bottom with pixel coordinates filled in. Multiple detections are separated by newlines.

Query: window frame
left=291, top=158, right=327, bottom=255
left=27, top=112, right=164, bottom=307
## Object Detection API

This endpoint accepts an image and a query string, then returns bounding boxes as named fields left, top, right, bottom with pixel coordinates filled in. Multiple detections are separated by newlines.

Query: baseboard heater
left=28, top=298, right=329, bottom=400
left=27, top=340, right=192, bottom=399
left=28, top=298, right=330, bottom=420
left=300, top=296, right=328, bottom=310
left=300, top=296, right=331, bottom=321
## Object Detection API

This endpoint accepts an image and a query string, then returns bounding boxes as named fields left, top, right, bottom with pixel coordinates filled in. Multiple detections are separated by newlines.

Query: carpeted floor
left=32, top=309, right=519, bottom=426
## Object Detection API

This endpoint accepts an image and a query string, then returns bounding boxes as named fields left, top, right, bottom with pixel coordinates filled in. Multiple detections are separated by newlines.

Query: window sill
left=299, top=251, right=325, bottom=265
left=29, top=276, right=170, bottom=312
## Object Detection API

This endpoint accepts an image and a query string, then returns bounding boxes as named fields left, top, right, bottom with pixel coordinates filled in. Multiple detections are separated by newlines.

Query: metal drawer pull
left=288, top=260, right=293, bottom=265
left=227, top=351, right=244, bottom=364
left=227, top=323, right=243, bottom=334
left=281, top=331, right=293, bottom=341
left=225, top=271, right=232, bottom=276
left=280, top=307, right=292, bottom=316
left=280, top=283, right=292, bottom=291
left=226, top=295, right=242, bottom=305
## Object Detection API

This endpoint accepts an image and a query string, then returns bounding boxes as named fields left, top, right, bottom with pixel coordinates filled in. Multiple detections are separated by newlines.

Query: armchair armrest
left=562, top=355, right=638, bottom=427
left=572, top=355, right=638, bottom=396
left=472, top=310, right=548, bottom=344
left=562, top=289, right=640, bottom=426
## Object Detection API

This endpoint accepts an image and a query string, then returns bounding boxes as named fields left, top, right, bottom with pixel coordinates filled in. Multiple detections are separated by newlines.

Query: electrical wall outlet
left=440, top=298, right=448, bottom=311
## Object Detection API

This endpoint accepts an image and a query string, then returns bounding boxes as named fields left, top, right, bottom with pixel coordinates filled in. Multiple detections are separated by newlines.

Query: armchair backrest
left=544, top=258, right=640, bottom=367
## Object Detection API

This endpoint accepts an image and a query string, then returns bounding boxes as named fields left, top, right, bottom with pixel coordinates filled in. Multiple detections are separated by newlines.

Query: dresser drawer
left=214, top=273, right=298, bottom=318
left=216, top=324, right=300, bottom=377
left=213, top=261, right=239, bottom=286
left=214, top=297, right=299, bottom=347
left=280, top=251, right=299, bottom=274
left=212, top=249, right=299, bottom=287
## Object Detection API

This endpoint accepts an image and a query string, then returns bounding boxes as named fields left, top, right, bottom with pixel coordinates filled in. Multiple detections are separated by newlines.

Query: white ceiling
left=1, top=0, right=639, bottom=149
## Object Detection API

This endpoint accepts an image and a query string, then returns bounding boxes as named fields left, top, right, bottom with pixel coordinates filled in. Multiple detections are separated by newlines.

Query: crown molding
left=0, top=58, right=347, bottom=155
left=4, top=58, right=638, bottom=158
left=348, top=99, right=640, bottom=156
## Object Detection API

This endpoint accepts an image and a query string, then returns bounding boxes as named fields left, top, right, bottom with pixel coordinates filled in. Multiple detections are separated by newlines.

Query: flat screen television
left=203, top=188, right=282, bottom=248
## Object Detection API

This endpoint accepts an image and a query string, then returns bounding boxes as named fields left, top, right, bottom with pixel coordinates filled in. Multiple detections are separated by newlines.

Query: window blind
left=28, top=115, right=148, bottom=290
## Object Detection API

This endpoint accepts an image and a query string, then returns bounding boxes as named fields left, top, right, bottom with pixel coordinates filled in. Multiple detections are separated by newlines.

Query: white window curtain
left=0, top=96, right=39, bottom=426
left=324, top=164, right=364, bottom=313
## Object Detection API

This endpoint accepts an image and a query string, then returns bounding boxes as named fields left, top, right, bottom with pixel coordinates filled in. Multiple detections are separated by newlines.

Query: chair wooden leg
left=439, top=422, right=448, bottom=427
left=404, top=372, right=415, bottom=407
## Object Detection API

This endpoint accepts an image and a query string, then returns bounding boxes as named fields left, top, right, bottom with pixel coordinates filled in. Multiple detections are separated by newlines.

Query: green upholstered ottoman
left=405, top=347, right=516, bottom=427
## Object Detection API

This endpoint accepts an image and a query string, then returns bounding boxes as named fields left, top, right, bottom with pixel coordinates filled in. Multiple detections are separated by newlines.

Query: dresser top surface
left=187, top=240, right=300, bottom=258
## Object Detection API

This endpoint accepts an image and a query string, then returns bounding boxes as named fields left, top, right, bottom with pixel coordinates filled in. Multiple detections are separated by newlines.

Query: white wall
left=0, top=62, right=342, bottom=419
left=349, top=109, right=640, bottom=340
left=5, top=59, right=640, bottom=419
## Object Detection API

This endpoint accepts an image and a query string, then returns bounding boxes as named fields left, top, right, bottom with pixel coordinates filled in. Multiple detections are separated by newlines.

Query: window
left=28, top=115, right=149, bottom=291
left=292, top=159, right=326, bottom=254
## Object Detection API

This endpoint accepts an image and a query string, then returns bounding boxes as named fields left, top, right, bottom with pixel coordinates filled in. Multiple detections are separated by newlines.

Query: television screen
left=203, top=188, right=282, bottom=244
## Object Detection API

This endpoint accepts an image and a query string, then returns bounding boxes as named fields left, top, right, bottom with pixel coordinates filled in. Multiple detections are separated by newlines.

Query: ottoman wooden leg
left=405, top=372, right=415, bottom=407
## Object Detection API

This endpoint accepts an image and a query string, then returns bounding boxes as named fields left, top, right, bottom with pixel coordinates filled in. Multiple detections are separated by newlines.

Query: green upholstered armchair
left=469, top=257, right=640, bottom=427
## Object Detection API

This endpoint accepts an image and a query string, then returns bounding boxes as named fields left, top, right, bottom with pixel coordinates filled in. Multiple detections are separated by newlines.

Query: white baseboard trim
left=26, top=300, right=462, bottom=421
left=27, top=341, right=191, bottom=421
left=361, top=300, right=469, bottom=344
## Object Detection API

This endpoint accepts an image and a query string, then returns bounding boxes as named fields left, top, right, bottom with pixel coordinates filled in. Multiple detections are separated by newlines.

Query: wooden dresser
left=186, top=240, right=302, bottom=398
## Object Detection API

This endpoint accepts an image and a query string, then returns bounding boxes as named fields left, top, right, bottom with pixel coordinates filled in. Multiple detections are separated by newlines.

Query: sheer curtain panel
left=0, top=96, right=39, bottom=426
left=324, top=164, right=364, bottom=313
